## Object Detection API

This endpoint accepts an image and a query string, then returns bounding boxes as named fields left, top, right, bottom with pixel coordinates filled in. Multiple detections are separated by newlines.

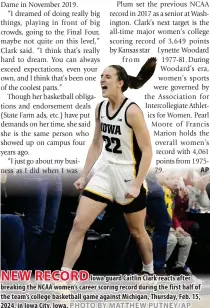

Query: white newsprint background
left=0, top=0, right=209, bottom=174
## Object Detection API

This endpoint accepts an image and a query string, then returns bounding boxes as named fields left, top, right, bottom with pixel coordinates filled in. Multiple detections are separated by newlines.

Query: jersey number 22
left=102, top=135, right=122, bottom=154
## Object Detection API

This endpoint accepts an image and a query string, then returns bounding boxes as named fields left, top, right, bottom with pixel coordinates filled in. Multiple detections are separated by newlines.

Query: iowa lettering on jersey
left=101, top=123, right=122, bottom=135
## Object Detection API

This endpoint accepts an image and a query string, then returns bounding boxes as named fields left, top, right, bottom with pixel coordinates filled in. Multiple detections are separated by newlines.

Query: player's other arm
left=80, top=103, right=103, bottom=180
left=127, top=104, right=152, bottom=188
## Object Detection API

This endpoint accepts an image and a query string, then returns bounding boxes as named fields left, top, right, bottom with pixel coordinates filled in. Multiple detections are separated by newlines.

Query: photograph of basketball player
left=62, top=58, right=157, bottom=275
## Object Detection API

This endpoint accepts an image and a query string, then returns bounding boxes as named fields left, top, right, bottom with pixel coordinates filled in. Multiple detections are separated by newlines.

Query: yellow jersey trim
left=84, top=188, right=113, bottom=202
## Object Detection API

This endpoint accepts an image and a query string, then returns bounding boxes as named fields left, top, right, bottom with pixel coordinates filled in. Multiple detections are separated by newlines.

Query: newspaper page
left=0, top=0, right=210, bottom=308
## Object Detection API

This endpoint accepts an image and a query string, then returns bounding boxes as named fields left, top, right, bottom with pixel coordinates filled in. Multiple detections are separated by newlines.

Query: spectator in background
left=164, top=186, right=193, bottom=275
left=23, top=174, right=62, bottom=271
left=155, top=172, right=193, bottom=275
left=166, top=229, right=192, bottom=275
left=1, top=214, right=26, bottom=270
left=146, top=171, right=171, bottom=275
left=183, top=170, right=210, bottom=213
left=162, top=170, right=210, bottom=275
left=1, top=173, right=26, bottom=270
left=173, top=185, right=200, bottom=242
left=183, top=170, right=210, bottom=247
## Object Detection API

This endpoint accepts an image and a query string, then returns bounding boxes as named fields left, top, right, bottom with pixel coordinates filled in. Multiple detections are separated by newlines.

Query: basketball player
left=62, top=58, right=157, bottom=275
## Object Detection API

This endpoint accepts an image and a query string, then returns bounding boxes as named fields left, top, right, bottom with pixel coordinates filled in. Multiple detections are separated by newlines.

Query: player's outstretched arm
left=127, top=104, right=152, bottom=188
left=80, top=103, right=103, bottom=180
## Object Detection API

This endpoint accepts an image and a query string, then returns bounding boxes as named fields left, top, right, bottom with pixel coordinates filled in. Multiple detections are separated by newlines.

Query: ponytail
left=128, top=57, right=157, bottom=89
left=109, top=57, right=157, bottom=92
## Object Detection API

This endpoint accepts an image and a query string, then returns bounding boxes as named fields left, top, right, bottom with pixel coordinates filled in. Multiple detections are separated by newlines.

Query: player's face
left=100, top=67, right=123, bottom=98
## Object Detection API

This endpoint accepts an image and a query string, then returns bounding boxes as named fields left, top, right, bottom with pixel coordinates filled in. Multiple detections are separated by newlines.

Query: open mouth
left=101, top=85, right=107, bottom=90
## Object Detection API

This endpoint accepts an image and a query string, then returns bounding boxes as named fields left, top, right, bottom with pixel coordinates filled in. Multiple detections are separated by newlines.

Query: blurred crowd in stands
left=1, top=169, right=210, bottom=276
